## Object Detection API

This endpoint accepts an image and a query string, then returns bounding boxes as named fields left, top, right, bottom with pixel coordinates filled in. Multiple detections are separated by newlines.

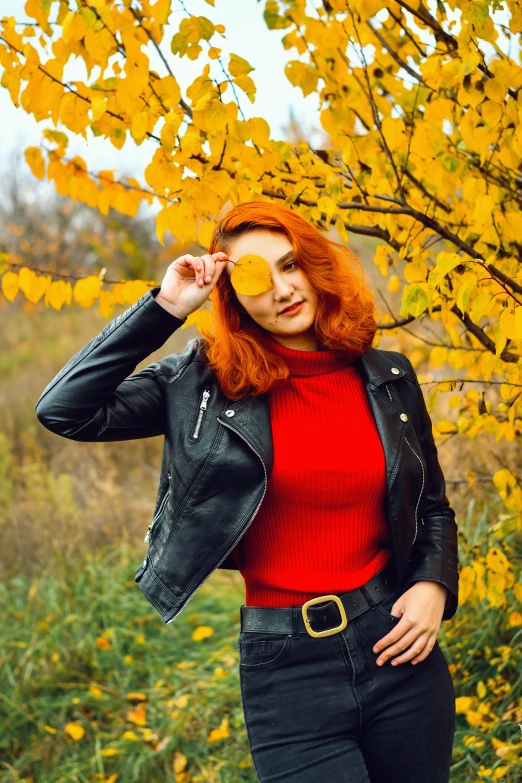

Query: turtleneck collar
left=265, top=333, right=355, bottom=377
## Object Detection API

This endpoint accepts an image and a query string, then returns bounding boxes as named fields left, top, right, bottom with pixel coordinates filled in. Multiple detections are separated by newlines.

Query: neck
left=265, top=330, right=319, bottom=352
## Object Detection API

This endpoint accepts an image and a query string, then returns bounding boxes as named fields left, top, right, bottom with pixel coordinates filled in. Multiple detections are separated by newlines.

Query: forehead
left=227, top=229, right=292, bottom=259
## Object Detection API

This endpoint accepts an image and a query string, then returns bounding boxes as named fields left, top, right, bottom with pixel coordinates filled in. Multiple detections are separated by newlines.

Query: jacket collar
left=216, top=347, right=409, bottom=475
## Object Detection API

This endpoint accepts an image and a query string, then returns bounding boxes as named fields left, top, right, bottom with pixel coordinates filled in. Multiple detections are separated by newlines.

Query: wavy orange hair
left=199, top=200, right=378, bottom=400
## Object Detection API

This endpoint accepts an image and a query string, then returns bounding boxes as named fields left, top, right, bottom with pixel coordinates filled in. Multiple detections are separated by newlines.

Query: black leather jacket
left=35, top=286, right=459, bottom=625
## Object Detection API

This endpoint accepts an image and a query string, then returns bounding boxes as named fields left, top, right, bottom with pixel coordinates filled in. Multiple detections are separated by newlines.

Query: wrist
left=155, top=293, right=189, bottom=320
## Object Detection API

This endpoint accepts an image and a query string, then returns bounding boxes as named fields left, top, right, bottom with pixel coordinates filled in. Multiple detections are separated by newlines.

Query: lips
left=280, top=301, right=303, bottom=314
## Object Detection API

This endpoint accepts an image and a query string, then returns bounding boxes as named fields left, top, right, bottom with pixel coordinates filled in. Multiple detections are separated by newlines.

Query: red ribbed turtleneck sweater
left=230, top=334, right=394, bottom=607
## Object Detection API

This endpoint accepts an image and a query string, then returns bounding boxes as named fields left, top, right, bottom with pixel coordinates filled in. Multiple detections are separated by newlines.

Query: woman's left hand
left=372, top=580, right=448, bottom=666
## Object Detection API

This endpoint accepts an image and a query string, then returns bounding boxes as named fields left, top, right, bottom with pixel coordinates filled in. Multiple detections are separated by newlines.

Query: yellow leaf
left=127, top=692, right=147, bottom=702
left=232, top=74, right=256, bottom=102
left=230, top=253, right=273, bottom=296
left=228, top=53, right=254, bottom=77
left=387, top=275, right=401, bottom=293
left=192, top=625, right=214, bottom=642
left=131, top=111, right=149, bottom=142
left=427, top=252, right=462, bottom=288
left=172, top=694, right=189, bottom=708
left=284, top=60, right=318, bottom=97
left=457, top=698, right=474, bottom=716
left=127, top=706, right=146, bottom=726
left=373, top=245, right=388, bottom=278
left=381, top=117, right=406, bottom=151
left=62, top=11, right=87, bottom=43
left=513, top=583, right=522, bottom=603
left=1, top=271, right=20, bottom=302
left=24, top=146, right=45, bottom=179
left=173, top=751, right=187, bottom=773
left=400, top=284, right=428, bottom=318
left=43, top=725, right=57, bottom=734
left=64, top=721, right=85, bottom=740
left=208, top=716, right=230, bottom=743
left=508, top=611, right=522, bottom=626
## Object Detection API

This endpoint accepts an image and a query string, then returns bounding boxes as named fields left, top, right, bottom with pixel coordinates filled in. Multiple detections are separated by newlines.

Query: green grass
left=1, top=539, right=522, bottom=782
left=0, top=545, right=254, bottom=783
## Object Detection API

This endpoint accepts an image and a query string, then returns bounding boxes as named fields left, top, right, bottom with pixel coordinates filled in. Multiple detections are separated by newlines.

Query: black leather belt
left=240, top=559, right=399, bottom=638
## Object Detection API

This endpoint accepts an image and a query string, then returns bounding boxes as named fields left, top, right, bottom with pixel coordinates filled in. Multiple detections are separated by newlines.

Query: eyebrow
left=275, top=251, right=294, bottom=267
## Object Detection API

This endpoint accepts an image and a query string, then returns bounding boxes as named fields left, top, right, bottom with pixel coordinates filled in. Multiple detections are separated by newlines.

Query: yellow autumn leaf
left=230, top=253, right=273, bottom=295
left=73, top=276, right=103, bottom=307
left=228, top=53, right=254, bottom=77
left=127, top=706, right=147, bottom=726
left=1, top=270, right=20, bottom=302
left=64, top=721, right=85, bottom=740
left=173, top=751, right=187, bottom=773
left=192, top=625, right=214, bottom=642
left=127, top=692, right=147, bottom=702
left=427, top=252, right=463, bottom=288
left=24, top=146, right=45, bottom=179
left=208, top=716, right=230, bottom=743
left=284, top=60, right=319, bottom=97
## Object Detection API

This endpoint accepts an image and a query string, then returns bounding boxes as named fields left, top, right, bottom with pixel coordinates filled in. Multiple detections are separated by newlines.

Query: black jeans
left=237, top=584, right=456, bottom=782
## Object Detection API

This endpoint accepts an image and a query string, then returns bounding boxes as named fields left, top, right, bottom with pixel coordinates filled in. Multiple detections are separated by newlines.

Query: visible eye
left=284, top=261, right=297, bottom=271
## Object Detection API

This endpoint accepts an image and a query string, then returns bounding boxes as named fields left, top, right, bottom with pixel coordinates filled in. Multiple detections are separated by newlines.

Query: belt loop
left=291, top=607, right=300, bottom=638
left=359, top=584, right=377, bottom=609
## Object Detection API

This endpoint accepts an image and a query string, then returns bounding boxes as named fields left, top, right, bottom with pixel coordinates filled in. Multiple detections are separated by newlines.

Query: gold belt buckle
left=301, top=594, right=348, bottom=638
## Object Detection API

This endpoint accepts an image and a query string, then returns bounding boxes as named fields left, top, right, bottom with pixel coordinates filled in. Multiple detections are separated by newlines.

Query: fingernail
left=391, top=661, right=398, bottom=666
left=205, top=275, right=211, bottom=281
left=373, top=647, right=379, bottom=653
left=377, top=660, right=383, bottom=666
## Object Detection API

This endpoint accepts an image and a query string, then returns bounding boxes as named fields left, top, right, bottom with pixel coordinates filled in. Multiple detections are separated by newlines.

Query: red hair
left=199, top=200, right=378, bottom=400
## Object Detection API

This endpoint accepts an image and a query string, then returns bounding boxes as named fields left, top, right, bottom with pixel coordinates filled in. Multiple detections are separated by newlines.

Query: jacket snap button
left=400, top=413, right=409, bottom=421
left=391, top=367, right=400, bottom=374
left=224, top=409, right=235, bottom=417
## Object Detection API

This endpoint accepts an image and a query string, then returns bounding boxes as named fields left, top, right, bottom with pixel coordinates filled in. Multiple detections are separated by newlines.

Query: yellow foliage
left=207, top=716, right=230, bottom=743
left=192, top=625, right=214, bottom=642
left=64, top=721, right=85, bottom=740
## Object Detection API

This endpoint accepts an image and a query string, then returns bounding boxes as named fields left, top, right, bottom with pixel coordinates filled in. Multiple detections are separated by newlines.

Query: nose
left=272, top=272, right=294, bottom=300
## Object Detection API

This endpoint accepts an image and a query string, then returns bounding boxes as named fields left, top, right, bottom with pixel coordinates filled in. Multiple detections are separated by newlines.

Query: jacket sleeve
left=35, top=286, right=187, bottom=442
left=402, top=356, right=460, bottom=621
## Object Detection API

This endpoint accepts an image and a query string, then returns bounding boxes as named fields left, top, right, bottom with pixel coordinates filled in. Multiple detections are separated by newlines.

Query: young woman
left=36, top=201, right=459, bottom=783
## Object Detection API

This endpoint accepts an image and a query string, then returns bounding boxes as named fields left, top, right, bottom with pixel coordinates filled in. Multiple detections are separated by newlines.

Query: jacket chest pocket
left=190, top=388, right=211, bottom=441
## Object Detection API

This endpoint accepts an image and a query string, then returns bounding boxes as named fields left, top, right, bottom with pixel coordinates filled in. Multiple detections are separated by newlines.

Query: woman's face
left=224, top=229, right=319, bottom=350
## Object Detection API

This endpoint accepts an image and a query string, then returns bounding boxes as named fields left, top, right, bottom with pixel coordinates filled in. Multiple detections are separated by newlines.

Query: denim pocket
left=238, top=632, right=291, bottom=669
left=375, top=586, right=403, bottom=624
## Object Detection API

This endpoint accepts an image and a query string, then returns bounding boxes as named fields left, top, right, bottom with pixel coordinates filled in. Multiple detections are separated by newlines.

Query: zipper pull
left=144, top=526, right=152, bottom=544
left=200, top=390, right=210, bottom=410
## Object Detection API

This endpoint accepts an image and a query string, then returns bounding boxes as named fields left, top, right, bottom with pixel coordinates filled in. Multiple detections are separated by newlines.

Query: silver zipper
left=385, top=383, right=393, bottom=403
left=404, top=436, right=425, bottom=546
left=192, top=389, right=211, bottom=439
left=166, top=417, right=268, bottom=624
left=144, top=472, right=171, bottom=543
